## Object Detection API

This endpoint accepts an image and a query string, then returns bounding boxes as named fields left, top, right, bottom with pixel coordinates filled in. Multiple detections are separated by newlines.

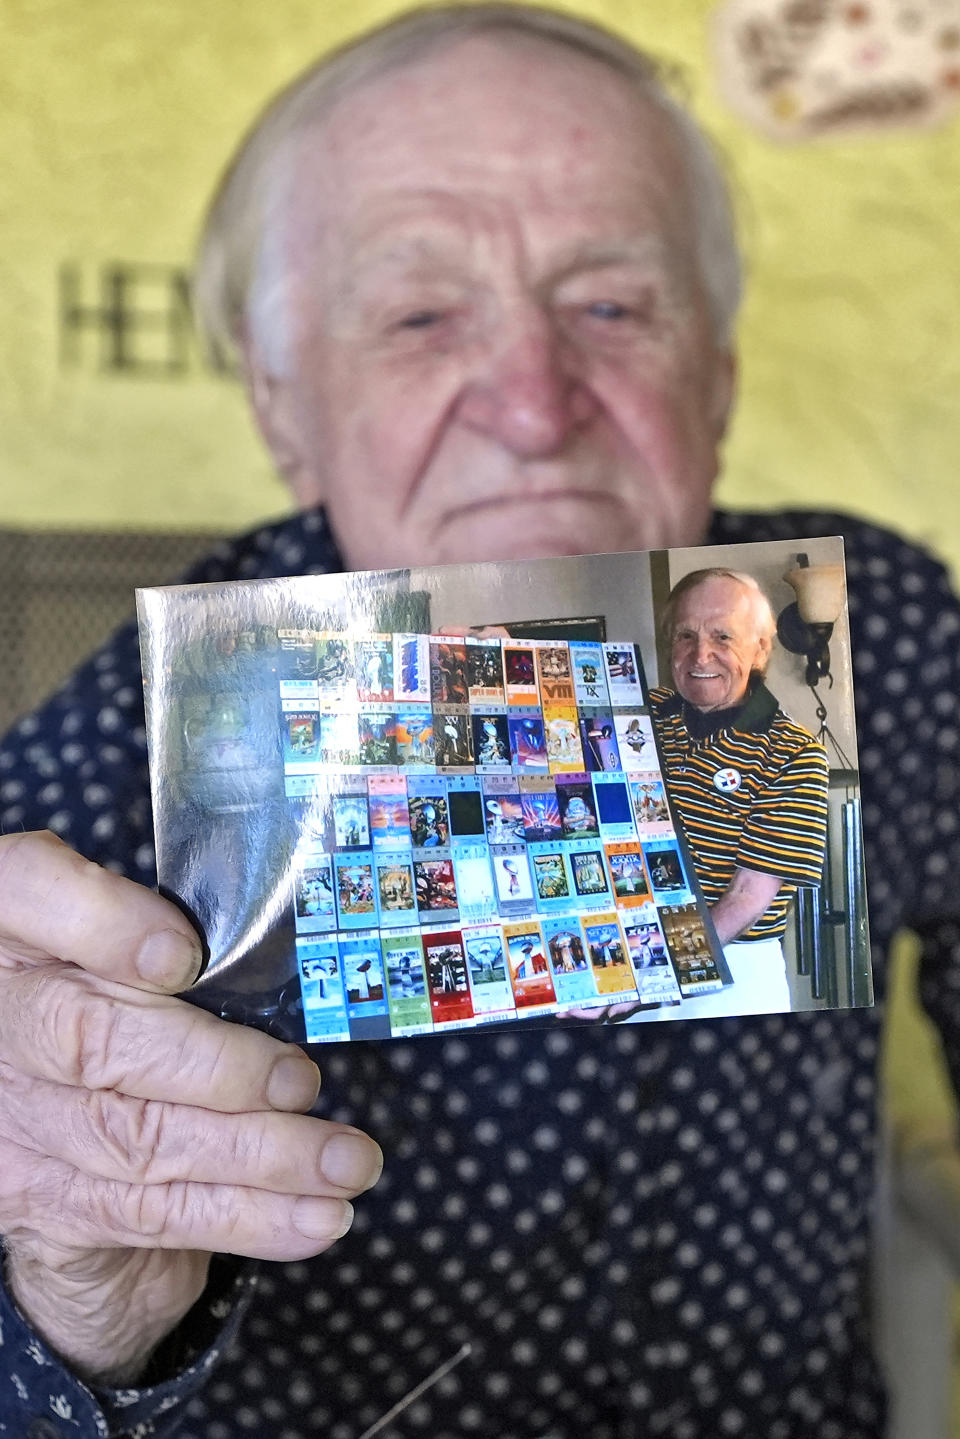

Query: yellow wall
left=3, top=0, right=959, bottom=578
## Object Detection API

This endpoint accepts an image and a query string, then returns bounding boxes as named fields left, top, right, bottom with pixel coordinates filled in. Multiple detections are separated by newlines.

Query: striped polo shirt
left=649, top=683, right=829, bottom=940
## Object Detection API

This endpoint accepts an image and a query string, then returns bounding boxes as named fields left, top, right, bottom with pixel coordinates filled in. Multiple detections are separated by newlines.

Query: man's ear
left=241, top=344, right=325, bottom=507
left=755, top=632, right=773, bottom=671
left=709, top=349, right=737, bottom=440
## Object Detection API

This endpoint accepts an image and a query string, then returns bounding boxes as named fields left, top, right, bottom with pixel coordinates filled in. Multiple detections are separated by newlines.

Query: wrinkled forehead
left=279, top=32, right=693, bottom=249
left=671, top=578, right=756, bottom=631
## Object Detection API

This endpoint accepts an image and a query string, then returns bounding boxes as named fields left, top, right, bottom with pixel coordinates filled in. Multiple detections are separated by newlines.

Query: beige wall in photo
left=662, top=535, right=856, bottom=768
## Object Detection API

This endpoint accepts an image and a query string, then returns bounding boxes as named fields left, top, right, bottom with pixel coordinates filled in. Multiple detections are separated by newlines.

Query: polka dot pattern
left=2, top=506, right=958, bottom=1438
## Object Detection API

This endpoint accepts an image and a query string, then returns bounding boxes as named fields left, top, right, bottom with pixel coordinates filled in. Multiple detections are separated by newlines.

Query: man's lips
left=446, top=488, right=620, bottom=518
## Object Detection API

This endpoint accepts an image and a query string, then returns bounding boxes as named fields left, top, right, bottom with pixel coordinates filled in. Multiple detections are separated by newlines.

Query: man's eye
left=586, top=300, right=630, bottom=321
left=397, top=309, right=444, bottom=329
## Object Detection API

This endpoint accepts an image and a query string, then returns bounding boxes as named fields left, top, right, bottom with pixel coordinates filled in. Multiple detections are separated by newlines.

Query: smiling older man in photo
left=1, top=6, right=960, bottom=1438
left=650, top=568, right=828, bottom=1018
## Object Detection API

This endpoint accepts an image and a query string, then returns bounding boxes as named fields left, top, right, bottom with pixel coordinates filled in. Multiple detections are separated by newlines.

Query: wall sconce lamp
left=776, top=555, right=846, bottom=688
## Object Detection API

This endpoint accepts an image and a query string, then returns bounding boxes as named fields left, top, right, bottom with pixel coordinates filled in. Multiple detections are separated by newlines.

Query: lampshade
left=784, top=564, right=845, bottom=625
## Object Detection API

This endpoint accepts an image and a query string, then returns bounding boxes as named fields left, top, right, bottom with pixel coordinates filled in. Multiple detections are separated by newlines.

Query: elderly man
left=649, top=568, right=828, bottom=1018
left=1, top=6, right=959, bottom=1437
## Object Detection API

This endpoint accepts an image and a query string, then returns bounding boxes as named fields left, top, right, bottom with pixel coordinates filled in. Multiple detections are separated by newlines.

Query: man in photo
left=650, top=567, right=829, bottom=1014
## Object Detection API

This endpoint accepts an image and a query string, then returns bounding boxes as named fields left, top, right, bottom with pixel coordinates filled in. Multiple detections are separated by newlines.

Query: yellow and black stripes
left=649, top=685, right=829, bottom=940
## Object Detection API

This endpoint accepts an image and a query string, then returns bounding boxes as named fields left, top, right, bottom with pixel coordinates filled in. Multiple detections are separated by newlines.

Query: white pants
left=633, top=936, right=789, bottom=1023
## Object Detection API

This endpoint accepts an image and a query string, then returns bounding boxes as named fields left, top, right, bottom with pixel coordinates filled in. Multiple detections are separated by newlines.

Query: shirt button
left=28, top=1420, right=62, bottom=1439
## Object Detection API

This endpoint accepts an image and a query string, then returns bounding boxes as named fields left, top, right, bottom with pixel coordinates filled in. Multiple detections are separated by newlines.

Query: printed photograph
left=424, top=936, right=470, bottom=995
left=316, top=636, right=354, bottom=697
left=384, top=943, right=427, bottom=1000
left=433, top=711, right=474, bottom=768
left=557, top=780, right=600, bottom=839
left=284, top=712, right=317, bottom=760
left=630, top=775, right=671, bottom=830
left=579, top=713, right=621, bottom=772
left=546, top=925, right=588, bottom=974
left=585, top=920, right=628, bottom=972
left=342, top=941, right=385, bottom=1004
left=570, top=642, right=609, bottom=706
left=430, top=640, right=470, bottom=704
left=367, top=790, right=411, bottom=847
left=466, top=638, right=505, bottom=698
left=508, top=714, right=549, bottom=771
left=294, top=862, right=335, bottom=926
left=395, top=711, right=435, bottom=767
left=408, top=789, right=450, bottom=847
left=544, top=708, right=585, bottom=770
left=506, top=929, right=550, bottom=980
left=503, top=645, right=537, bottom=693
left=607, top=846, right=650, bottom=902
left=464, top=929, right=508, bottom=986
left=358, top=712, right=398, bottom=766
left=377, top=860, right=416, bottom=915
left=332, top=794, right=370, bottom=849
left=471, top=712, right=511, bottom=768
left=144, top=536, right=868, bottom=1046
left=624, top=919, right=671, bottom=972
left=493, top=851, right=535, bottom=906
left=520, top=788, right=563, bottom=843
left=570, top=849, right=609, bottom=897
left=355, top=637, right=394, bottom=702
left=645, top=845, right=687, bottom=894
left=336, top=861, right=377, bottom=917
left=532, top=851, right=571, bottom=901
left=413, top=857, right=459, bottom=914
left=603, top=643, right=642, bottom=704
left=482, top=789, right=526, bottom=845
left=394, top=634, right=430, bottom=703
left=614, top=712, right=655, bottom=770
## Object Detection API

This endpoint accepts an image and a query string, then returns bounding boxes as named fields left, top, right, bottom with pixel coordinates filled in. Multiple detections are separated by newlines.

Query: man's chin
left=678, top=685, right=731, bottom=712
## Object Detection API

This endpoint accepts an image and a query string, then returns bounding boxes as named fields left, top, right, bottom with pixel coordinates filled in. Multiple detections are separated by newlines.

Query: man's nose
left=455, top=306, right=599, bottom=458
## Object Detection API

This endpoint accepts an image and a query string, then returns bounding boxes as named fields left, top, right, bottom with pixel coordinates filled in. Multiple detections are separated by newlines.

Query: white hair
left=193, top=3, right=743, bottom=372
left=662, top=568, right=777, bottom=646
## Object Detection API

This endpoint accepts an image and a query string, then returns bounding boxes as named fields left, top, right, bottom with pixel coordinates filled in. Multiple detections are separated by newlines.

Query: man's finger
left=0, top=967, right=321, bottom=1114
left=15, top=1154, right=358, bottom=1262
left=0, top=1066, right=382, bottom=1197
left=0, top=831, right=202, bottom=993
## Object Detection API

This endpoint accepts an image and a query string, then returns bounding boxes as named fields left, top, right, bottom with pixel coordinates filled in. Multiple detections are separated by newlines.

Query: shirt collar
left=659, top=681, right=779, bottom=737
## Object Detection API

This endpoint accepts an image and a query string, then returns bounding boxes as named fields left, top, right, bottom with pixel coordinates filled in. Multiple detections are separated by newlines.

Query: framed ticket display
left=138, top=539, right=871, bottom=1043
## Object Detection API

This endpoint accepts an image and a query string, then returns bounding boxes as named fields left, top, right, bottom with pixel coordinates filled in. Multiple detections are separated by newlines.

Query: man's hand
left=0, top=831, right=383, bottom=1386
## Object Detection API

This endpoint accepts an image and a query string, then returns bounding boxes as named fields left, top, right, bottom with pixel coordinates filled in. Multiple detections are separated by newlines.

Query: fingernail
left=293, top=1197, right=354, bottom=1241
left=320, top=1133, right=384, bottom=1191
left=267, top=1051, right=321, bottom=1110
left=135, top=929, right=202, bottom=989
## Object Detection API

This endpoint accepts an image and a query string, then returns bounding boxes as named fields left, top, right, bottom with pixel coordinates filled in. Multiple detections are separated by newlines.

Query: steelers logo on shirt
left=713, top=767, right=742, bottom=793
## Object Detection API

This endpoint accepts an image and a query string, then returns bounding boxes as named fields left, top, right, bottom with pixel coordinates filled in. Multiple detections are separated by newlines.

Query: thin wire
left=355, top=1343, right=473, bottom=1439
left=811, top=682, right=856, bottom=771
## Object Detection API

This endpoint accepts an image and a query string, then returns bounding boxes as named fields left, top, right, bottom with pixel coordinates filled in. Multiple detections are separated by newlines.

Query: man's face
left=250, top=35, right=734, bottom=570
left=669, top=576, right=770, bottom=713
